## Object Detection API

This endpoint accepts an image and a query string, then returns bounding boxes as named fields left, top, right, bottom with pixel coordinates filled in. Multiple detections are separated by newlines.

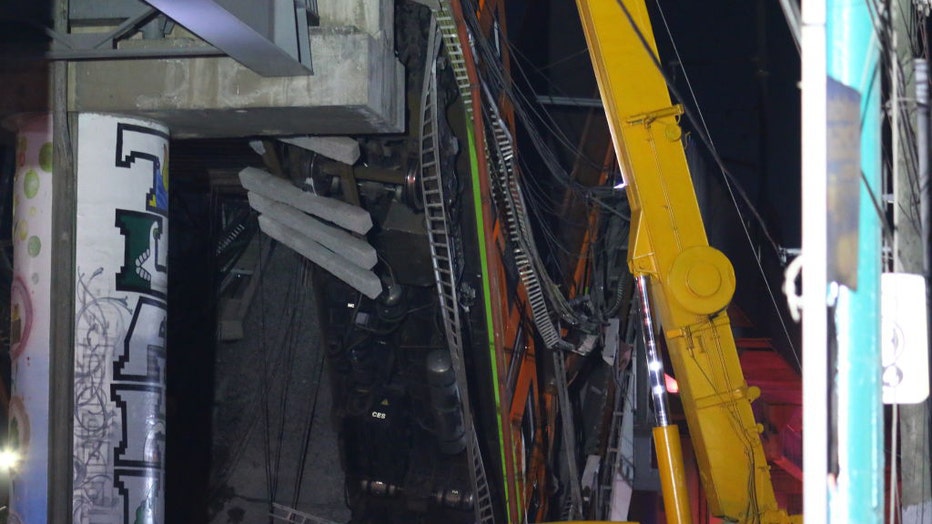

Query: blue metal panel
left=826, top=1, right=884, bottom=522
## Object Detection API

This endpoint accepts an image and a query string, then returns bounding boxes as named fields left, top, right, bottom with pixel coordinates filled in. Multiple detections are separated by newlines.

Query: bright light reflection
left=0, top=449, right=21, bottom=471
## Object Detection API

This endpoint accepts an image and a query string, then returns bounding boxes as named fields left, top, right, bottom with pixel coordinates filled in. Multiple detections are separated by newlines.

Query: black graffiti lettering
left=114, top=298, right=166, bottom=383
left=115, top=123, right=170, bottom=218
left=110, top=299, right=166, bottom=523
left=113, top=468, right=161, bottom=524
left=111, top=383, right=164, bottom=469
left=105, top=121, right=169, bottom=524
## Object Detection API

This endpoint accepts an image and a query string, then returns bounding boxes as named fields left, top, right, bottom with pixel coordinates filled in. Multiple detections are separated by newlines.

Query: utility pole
left=893, top=0, right=932, bottom=521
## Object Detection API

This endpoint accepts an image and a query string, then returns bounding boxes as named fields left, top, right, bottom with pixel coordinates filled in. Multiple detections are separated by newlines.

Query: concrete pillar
left=7, top=113, right=54, bottom=524
left=72, top=113, right=169, bottom=524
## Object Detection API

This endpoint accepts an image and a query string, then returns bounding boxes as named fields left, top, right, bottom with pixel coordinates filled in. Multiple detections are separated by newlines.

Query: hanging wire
left=890, top=402, right=900, bottom=524
left=533, top=46, right=591, bottom=72
left=649, top=0, right=782, bottom=254
left=875, top=0, right=927, bottom=240
left=270, top=257, right=305, bottom=504
left=291, top=309, right=327, bottom=509
left=460, top=0, right=628, bottom=216
left=472, top=9, right=640, bottom=261
left=257, top=233, right=275, bottom=522
left=506, top=41, right=610, bottom=172
left=922, top=399, right=930, bottom=524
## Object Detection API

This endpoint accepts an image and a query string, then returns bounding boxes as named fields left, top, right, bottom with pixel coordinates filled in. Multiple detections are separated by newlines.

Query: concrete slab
left=68, top=27, right=404, bottom=138
left=318, top=0, right=394, bottom=43
left=280, top=136, right=361, bottom=165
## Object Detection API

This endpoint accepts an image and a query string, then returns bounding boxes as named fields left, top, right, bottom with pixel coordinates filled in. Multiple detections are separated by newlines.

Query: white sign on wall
left=881, top=272, right=930, bottom=404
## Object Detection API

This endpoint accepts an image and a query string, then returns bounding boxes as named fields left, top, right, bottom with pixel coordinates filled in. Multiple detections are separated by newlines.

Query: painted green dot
left=39, top=142, right=53, bottom=173
left=27, top=236, right=40, bottom=257
left=23, top=170, right=39, bottom=199
left=15, top=220, right=28, bottom=241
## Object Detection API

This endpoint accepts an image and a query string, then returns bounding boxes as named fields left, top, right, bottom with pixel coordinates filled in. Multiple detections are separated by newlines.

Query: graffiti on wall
left=73, top=114, right=169, bottom=524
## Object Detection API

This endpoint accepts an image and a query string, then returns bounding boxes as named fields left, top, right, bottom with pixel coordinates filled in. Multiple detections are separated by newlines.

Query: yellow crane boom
left=574, top=1, right=801, bottom=522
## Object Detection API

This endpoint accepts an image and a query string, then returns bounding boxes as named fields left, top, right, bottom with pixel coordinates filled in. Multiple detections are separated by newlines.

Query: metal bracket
left=54, top=0, right=316, bottom=76
left=625, top=104, right=684, bottom=126
left=142, top=0, right=314, bottom=76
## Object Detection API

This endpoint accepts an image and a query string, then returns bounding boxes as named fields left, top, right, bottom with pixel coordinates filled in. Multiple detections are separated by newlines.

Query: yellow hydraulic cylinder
left=653, top=425, right=692, bottom=524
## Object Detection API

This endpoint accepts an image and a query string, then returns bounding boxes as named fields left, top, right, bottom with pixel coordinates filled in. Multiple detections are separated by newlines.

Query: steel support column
left=800, top=0, right=828, bottom=520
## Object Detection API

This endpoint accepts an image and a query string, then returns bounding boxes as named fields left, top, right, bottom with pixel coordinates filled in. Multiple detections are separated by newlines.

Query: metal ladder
left=419, top=18, right=495, bottom=524
left=436, top=6, right=473, bottom=118
left=480, top=86, right=569, bottom=351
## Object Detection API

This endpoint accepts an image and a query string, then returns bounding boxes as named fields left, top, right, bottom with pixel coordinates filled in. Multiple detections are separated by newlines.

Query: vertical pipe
left=635, top=276, right=671, bottom=427
left=72, top=114, right=170, bottom=523
left=919, top=59, right=930, bottom=277
left=7, top=113, right=53, bottom=524
left=826, top=0, right=883, bottom=521
left=801, top=0, right=828, bottom=522
left=635, top=276, right=691, bottom=524
left=49, top=2, right=76, bottom=523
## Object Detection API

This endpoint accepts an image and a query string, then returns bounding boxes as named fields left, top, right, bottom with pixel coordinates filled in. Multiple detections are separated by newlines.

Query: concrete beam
left=68, top=26, right=403, bottom=137
left=247, top=192, right=377, bottom=268
left=258, top=214, right=382, bottom=299
left=318, top=0, right=393, bottom=42
left=238, top=167, right=372, bottom=234
left=280, top=136, right=360, bottom=165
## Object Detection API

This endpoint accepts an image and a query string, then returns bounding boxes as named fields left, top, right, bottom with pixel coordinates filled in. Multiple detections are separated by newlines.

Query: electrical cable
left=460, top=0, right=610, bottom=198
left=533, top=46, right=591, bottom=73
left=257, top=233, right=274, bottom=523
left=879, top=2, right=927, bottom=240
left=890, top=402, right=899, bottom=524
left=291, top=317, right=327, bottom=510
left=922, top=398, right=930, bottom=524
left=506, top=41, right=609, bottom=173
left=463, top=0, right=646, bottom=346
left=270, top=258, right=304, bottom=505
left=648, top=0, right=781, bottom=255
